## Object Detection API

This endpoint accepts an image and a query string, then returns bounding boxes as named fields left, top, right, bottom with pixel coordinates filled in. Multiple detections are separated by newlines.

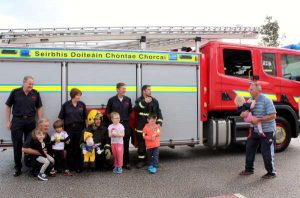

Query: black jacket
left=135, top=96, right=163, bottom=132
left=237, top=102, right=252, bottom=115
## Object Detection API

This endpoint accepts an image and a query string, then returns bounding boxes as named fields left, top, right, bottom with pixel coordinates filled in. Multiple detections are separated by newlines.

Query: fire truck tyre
left=275, top=116, right=291, bottom=152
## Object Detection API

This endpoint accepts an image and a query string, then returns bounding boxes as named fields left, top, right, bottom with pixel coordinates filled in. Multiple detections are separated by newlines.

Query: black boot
left=13, top=169, right=22, bottom=177
left=90, top=162, right=95, bottom=171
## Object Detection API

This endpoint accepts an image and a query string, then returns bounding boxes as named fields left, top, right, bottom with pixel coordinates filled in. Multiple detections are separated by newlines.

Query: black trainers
left=13, top=170, right=22, bottom=177
left=262, top=173, right=276, bottom=179
left=239, top=170, right=254, bottom=176
left=37, top=173, right=48, bottom=181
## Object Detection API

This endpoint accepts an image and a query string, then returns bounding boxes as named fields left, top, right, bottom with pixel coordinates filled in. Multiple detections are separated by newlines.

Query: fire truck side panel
left=67, top=62, right=137, bottom=108
left=141, top=64, right=199, bottom=144
left=0, top=61, right=62, bottom=142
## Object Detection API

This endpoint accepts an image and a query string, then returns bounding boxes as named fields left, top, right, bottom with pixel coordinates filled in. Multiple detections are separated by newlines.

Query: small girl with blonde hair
left=234, top=95, right=265, bottom=137
left=108, top=112, right=125, bottom=174
left=32, top=129, right=55, bottom=181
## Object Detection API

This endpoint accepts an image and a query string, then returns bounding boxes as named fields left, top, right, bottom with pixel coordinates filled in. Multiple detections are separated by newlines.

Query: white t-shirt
left=51, top=131, right=69, bottom=150
left=108, top=123, right=124, bottom=144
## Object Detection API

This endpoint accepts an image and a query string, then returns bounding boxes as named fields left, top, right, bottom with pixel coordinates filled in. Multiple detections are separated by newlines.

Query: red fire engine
left=199, top=41, right=300, bottom=152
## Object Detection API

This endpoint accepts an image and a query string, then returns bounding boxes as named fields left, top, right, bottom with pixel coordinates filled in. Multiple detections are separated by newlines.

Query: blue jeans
left=147, top=147, right=159, bottom=168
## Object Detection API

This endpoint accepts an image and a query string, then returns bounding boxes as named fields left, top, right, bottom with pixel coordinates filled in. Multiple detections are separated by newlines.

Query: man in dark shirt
left=106, top=82, right=132, bottom=170
left=5, top=76, right=43, bottom=176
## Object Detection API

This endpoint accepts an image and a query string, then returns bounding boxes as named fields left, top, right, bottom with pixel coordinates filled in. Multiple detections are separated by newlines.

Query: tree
left=260, top=16, right=280, bottom=47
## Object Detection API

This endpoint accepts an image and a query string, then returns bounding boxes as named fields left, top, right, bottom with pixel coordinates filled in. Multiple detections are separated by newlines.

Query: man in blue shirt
left=239, top=82, right=277, bottom=179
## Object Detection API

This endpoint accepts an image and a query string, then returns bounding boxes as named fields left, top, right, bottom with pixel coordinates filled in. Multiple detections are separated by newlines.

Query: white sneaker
left=37, top=173, right=48, bottom=181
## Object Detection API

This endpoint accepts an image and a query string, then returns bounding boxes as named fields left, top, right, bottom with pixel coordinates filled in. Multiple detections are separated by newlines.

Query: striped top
left=252, top=94, right=276, bottom=133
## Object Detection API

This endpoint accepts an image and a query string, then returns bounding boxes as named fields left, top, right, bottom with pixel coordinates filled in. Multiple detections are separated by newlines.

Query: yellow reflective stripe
left=234, top=90, right=277, bottom=101
left=0, top=85, right=22, bottom=92
left=68, top=85, right=196, bottom=93
left=151, top=86, right=197, bottom=93
left=234, top=90, right=251, bottom=98
left=139, top=101, right=145, bottom=109
left=138, top=112, right=149, bottom=116
left=68, top=85, right=136, bottom=92
left=0, top=85, right=61, bottom=92
left=36, top=86, right=61, bottom=92
left=294, top=96, right=299, bottom=103
left=136, top=129, right=143, bottom=133
left=263, top=93, right=277, bottom=101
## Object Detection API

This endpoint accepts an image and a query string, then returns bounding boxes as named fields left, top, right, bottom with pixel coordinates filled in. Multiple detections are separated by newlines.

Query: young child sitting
left=143, top=113, right=161, bottom=174
left=51, top=120, right=72, bottom=176
left=32, top=129, right=55, bottom=181
left=234, top=95, right=265, bottom=137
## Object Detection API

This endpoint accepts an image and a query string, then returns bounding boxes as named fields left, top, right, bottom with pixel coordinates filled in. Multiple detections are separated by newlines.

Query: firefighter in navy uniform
left=81, top=110, right=113, bottom=170
left=135, top=85, right=163, bottom=168
left=5, top=76, right=43, bottom=177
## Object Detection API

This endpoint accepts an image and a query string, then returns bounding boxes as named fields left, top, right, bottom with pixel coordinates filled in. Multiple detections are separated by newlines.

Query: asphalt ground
left=1, top=138, right=300, bottom=198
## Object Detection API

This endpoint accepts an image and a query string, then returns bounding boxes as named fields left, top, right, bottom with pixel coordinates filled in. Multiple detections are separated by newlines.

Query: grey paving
left=1, top=138, right=300, bottom=198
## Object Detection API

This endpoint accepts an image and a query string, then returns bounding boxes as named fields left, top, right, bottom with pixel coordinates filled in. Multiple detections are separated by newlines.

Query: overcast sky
left=0, top=0, right=299, bottom=45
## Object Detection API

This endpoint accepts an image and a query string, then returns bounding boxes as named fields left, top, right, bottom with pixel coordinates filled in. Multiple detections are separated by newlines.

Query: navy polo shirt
left=105, top=95, right=132, bottom=121
left=58, top=100, right=87, bottom=127
left=5, top=87, right=42, bottom=117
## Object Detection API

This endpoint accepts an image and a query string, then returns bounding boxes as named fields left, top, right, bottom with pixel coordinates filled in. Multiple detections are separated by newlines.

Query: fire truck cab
left=201, top=41, right=300, bottom=152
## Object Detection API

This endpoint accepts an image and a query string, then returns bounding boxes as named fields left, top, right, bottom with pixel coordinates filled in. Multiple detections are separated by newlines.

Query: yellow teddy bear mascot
left=82, top=131, right=102, bottom=170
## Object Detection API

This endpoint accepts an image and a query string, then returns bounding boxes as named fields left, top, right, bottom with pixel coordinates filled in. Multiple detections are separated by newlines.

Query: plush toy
left=82, top=131, right=102, bottom=169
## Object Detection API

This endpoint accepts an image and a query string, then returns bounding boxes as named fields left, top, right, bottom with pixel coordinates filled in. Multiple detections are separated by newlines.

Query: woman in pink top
left=108, top=112, right=125, bottom=174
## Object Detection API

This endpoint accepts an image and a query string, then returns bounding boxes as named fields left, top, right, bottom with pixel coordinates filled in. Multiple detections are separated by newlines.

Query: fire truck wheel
left=275, top=116, right=291, bottom=152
